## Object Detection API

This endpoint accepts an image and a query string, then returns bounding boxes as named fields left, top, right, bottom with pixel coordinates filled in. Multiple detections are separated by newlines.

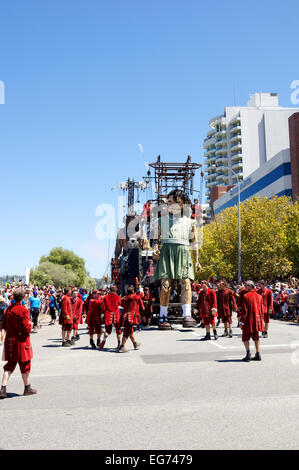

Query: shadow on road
left=216, top=359, right=244, bottom=363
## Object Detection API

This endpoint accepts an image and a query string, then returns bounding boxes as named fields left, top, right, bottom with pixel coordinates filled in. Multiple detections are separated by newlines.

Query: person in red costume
left=142, top=287, right=155, bottom=327
left=59, top=287, right=74, bottom=347
left=239, top=281, right=264, bottom=362
left=217, top=280, right=237, bottom=338
left=119, top=286, right=141, bottom=353
left=100, top=286, right=122, bottom=350
left=0, top=288, right=37, bottom=399
left=236, top=285, right=247, bottom=327
left=71, top=289, right=83, bottom=342
left=133, top=289, right=144, bottom=331
left=86, top=289, right=103, bottom=349
left=257, top=280, right=273, bottom=338
left=196, top=280, right=218, bottom=341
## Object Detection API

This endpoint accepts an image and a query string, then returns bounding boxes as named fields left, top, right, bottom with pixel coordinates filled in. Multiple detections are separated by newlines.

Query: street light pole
left=231, top=168, right=241, bottom=283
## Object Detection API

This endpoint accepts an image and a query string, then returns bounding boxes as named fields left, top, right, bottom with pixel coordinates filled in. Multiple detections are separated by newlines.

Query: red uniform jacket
left=87, top=298, right=103, bottom=327
left=196, top=288, right=217, bottom=318
left=240, top=291, right=264, bottom=334
left=2, top=303, right=33, bottom=363
left=103, top=293, right=121, bottom=325
left=217, top=288, right=237, bottom=319
left=237, top=288, right=247, bottom=316
left=72, top=295, right=83, bottom=325
left=134, top=292, right=144, bottom=325
left=59, top=295, right=73, bottom=325
left=121, top=294, right=140, bottom=324
left=257, top=288, right=273, bottom=315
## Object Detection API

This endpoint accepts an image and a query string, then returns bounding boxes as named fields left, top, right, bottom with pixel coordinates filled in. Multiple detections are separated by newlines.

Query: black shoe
left=75, top=335, right=80, bottom=341
left=96, top=338, right=101, bottom=347
left=214, top=331, right=219, bottom=340
left=90, top=339, right=96, bottom=349
left=242, top=351, right=251, bottom=362
left=222, top=329, right=228, bottom=337
left=252, top=352, right=261, bottom=361
left=262, top=331, right=268, bottom=338
left=201, top=333, right=211, bottom=341
left=229, top=330, right=233, bottom=338
left=62, top=341, right=71, bottom=347
left=0, top=386, right=7, bottom=399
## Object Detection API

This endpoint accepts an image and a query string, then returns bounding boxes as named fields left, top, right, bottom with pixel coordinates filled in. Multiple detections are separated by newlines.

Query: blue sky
left=0, top=0, right=298, bottom=278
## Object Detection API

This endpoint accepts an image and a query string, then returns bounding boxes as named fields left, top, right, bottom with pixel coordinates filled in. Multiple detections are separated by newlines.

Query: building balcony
left=204, top=154, right=217, bottom=164
left=216, top=164, right=228, bottom=173
left=215, top=129, right=227, bottom=138
left=215, top=147, right=227, bottom=156
left=203, top=136, right=216, bottom=149
left=231, top=142, right=242, bottom=151
left=230, top=125, right=241, bottom=134
left=232, top=172, right=243, bottom=180
left=229, top=115, right=241, bottom=126
left=231, top=152, right=243, bottom=162
left=205, top=171, right=217, bottom=180
left=209, top=114, right=223, bottom=128
left=232, top=162, right=243, bottom=171
left=230, top=133, right=241, bottom=143
left=216, top=155, right=228, bottom=164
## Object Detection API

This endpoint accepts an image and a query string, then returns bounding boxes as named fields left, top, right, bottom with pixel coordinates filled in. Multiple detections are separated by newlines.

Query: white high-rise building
left=204, top=92, right=299, bottom=215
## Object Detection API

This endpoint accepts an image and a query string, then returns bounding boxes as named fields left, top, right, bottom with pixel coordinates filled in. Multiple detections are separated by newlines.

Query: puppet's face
left=167, top=195, right=183, bottom=214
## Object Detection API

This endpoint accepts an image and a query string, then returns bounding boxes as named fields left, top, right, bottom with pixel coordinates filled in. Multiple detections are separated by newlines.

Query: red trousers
left=105, top=323, right=121, bottom=335
left=4, top=360, right=31, bottom=374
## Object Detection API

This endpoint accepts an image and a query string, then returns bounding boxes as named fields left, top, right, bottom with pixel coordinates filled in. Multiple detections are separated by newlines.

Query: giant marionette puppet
left=152, top=189, right=201, bottom=329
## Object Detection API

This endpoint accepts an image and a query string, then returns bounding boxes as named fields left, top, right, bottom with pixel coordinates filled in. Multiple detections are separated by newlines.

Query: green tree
left=29, top=269, right=53, bottom=287
left=31, top=247, right=97, bottom=288
left=198, top=196, right=299, bottom=281
left=39, top=247, right=87, bottom=286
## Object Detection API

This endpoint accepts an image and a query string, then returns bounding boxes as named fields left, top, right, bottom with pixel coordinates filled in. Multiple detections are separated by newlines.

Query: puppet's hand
left=195, top=261, right=201, bottom=273
left=153, top=244, right=160, bottom=260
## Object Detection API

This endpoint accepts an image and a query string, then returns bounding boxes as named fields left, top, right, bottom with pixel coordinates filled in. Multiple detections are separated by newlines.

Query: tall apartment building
left=204, top=92, right=299, bottom=215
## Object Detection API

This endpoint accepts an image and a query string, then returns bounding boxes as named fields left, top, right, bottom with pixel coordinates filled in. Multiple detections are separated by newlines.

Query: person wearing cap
left=0, top=288, right=37, bottom=399
left=100, top=285, right=122, bottom=349
left=196, top=280, right=218, bottom=341
left=257, top=280, right=273, bottom=338
left=29, top=291, right=41, bottom=333
left=239, top=281, right=264, bottom=362
left=71, top=289, right=83, bottom=342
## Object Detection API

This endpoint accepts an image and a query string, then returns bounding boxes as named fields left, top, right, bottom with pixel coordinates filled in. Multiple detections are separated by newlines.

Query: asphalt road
left=1, top=315, right=299, bottom=450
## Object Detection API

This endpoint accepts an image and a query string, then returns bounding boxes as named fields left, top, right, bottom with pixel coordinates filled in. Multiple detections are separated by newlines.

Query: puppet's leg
left=159, top=278, right=171, bottom=324
left=180, top=278, right=197, bottom=327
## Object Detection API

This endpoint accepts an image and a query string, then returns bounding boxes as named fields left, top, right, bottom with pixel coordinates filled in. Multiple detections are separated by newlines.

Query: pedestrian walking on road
left=0, top=288, right=37, bottom=399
